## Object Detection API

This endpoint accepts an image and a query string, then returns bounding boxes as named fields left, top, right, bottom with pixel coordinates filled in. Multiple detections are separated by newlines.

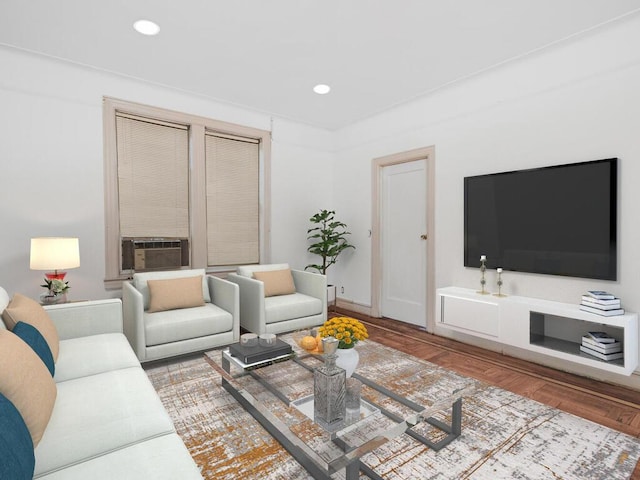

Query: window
left=205, top=132, right=260, bottom=266
left=116, top=114, right=190, bottom=240
left=103, top=97, right=271, bottom=287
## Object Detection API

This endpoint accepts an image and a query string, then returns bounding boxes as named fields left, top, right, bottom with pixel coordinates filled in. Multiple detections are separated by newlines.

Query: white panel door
left=381, top=159, right=427, bottom=326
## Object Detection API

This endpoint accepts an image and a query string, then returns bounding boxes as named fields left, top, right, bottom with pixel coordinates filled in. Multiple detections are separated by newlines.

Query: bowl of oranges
left=292, top=329, right=324, bottom=354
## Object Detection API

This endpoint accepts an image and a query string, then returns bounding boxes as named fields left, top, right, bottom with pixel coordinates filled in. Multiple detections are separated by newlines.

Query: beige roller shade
left=205, top=133, right=259, bottom=266
left=116, top=115, right=189, bottom=238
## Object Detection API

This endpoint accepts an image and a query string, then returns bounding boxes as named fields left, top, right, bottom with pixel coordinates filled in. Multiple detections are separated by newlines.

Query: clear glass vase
left=314, top=337, right=346, bottom=427
left=39, top=291, right=67, bottom=305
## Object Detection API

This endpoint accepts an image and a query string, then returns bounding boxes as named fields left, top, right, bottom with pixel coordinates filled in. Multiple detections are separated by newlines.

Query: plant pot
left=336, top=347, right=359, bottom=378
left=327, top=285, right=337, bottom=314
left=327, top=285, right=336, bottom=302
left=39, top=292, right=67, bottom=305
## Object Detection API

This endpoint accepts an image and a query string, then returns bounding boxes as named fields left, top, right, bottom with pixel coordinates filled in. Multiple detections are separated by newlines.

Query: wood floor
left=334, top=308, right=640, bottom=479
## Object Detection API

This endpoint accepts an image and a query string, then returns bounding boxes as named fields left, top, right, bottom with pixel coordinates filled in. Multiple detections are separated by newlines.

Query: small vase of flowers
left=317, top=316, right=368, bottom=349
left=317, top=317, right=369, bottom=377
left=40, top=278, right=70, bottom=305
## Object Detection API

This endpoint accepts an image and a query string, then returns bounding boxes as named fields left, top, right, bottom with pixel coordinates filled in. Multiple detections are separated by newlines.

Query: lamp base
left=45, top=271, right=66, bottom=281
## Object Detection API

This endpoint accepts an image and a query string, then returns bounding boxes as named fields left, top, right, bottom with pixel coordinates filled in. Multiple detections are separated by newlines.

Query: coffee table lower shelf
left=296, top=356, right=464, bottom=451
left=221, top=377, right=342, bottom=479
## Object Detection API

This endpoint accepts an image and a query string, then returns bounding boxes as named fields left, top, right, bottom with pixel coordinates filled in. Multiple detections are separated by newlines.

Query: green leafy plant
left=305, top=209, right=355, bottom=275
left=41, top=278, right=70, bottom=294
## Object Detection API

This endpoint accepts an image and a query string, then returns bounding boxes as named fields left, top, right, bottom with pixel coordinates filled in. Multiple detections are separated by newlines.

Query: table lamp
left=30, top=237, right=80, bottom=281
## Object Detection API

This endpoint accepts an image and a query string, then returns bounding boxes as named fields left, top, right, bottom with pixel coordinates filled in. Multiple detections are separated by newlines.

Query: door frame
left=371, top=146, right=436, bottom=331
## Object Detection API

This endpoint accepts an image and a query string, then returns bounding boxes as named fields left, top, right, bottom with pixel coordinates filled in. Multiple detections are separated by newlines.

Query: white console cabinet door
left=439, top=290, right=499, bottom=338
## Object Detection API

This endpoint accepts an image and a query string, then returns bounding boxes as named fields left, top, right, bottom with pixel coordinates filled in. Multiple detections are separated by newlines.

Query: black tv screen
left=464, top=158, right=617, bottom=280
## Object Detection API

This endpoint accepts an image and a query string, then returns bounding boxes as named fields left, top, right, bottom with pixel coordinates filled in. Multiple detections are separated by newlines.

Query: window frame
left=103, top=97, right=271, bottom=288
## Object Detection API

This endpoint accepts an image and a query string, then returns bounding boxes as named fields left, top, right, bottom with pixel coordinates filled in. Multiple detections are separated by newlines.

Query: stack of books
left=228, top=338, right=293, bottom=364
left=579, top=291, right=625, bottom=316
left=580, top=331, right=623, bottom=361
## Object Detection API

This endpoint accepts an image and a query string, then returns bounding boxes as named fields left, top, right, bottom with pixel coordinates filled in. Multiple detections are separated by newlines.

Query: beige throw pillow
left=2, top=293, right=60, bottom=361
left=0, top=329, right=57, bottom=447
left=147, top=275, right=206, bottom=313
left=253, top=269, right=296, bottom=297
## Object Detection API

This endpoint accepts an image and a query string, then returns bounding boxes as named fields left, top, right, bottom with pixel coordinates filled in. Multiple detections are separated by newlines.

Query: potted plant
left=317, top=316, right=368, bottom=377
left=40, top=278, right=70, bottom=304
left=305, top=209, right=355, bottom=308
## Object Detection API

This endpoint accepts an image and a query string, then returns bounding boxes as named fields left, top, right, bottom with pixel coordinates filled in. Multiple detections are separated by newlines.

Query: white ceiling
left=1, top=1, right=639, bottom=130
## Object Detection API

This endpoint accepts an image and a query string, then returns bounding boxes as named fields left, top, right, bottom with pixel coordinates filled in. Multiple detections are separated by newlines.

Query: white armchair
left=123, top=269, right=239, bottom=362
left=227, top=263, right=327, bottom=335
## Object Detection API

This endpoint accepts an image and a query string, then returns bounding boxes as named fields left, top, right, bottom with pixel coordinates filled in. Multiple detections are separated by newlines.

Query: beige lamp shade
left=30, top=237, right=80, bottom=271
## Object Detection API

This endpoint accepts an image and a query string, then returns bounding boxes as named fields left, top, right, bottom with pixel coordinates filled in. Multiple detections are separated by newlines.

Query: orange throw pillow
left=253, top=269, right=296, bottom=297
left=2, top=293, right=60, bottom=362
left=147, top=276, right=206, bottom=313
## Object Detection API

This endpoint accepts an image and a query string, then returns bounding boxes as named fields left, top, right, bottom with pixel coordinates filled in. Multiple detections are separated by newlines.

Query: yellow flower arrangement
left=317, top=316, right=368, bottom=349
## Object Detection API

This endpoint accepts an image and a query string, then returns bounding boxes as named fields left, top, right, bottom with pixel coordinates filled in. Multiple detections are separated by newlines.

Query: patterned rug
left=144, top=337, right=640, bottom=479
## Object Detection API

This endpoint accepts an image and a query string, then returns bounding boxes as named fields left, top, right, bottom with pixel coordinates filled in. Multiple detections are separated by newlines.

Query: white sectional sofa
left=0, top=287, right=202, bottom=479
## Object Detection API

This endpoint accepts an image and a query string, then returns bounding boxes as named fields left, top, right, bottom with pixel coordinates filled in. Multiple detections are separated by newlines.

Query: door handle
left=420, top=234, right=428, bottom=240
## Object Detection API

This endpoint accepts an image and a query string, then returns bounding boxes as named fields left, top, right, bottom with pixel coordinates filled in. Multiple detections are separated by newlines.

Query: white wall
left=333, top=13, right=640, bottom=309
left=269, top=120, right=334, bottom=271
left=331, top=14, right=640, bottom=385
left=0, top=46, right=333, bottom=300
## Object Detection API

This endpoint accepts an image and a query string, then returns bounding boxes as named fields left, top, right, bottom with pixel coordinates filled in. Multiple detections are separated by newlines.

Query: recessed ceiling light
left=133, top=19, right=160, bottom=36
left=313, top=84, right=331, bottom=95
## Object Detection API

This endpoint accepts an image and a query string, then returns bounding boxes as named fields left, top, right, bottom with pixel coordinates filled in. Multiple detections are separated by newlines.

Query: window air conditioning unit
left=122, top=238, right=189, bottom=272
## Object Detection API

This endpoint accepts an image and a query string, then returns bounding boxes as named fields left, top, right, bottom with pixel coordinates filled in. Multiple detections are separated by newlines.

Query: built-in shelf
left=437, top=287, right=638, bottom=376
left=529, top=334, right=625, bottom=368
left=529, top=309, right=627, bottom=368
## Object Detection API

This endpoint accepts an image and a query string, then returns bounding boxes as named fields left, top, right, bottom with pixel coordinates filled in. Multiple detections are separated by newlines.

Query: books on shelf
left=579, top=345, right=624, bottom=361
left=586, top=331, right=617, bottom=343
left=580, top=291, right=624, bottom=316
left=579, top=304, right=625, bottom=316
left=580, top=332, right=624, bottom=361
left=581, top=300, right=621, bottom=310
left=580, top=331, right=624, bottom=361
left=580, top=295, right=621, bottom=306
left=580, top=301, right=624, bottom=313
left=581, top=336, right=622, bottom=353
left=586, top=290, right=616, bottom=300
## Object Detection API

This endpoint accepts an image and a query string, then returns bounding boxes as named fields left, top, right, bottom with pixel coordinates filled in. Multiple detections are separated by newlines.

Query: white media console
left=436, top=287, right=639, bottom=376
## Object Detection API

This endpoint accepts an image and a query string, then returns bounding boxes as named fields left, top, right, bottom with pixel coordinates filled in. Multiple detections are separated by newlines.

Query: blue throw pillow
left=13, top=321, right=55, bottom=376
left=0, top=392, right=35, bottom=480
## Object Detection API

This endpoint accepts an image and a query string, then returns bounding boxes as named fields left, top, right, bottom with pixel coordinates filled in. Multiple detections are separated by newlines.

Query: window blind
left=205, top=133, right=260, bottom=266
left=116, top=114, right=189, bottom=239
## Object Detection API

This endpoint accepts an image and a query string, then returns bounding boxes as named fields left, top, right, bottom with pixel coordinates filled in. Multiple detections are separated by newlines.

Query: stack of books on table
left=228, top=338, right=293, bottom=364
left=580, top=332, right=623, bottom=361
left=579, top=291, right=625, bottom=316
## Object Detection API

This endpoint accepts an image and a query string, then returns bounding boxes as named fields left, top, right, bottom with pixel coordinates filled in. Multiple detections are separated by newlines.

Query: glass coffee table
left=208, top=346, right=474, bottom=480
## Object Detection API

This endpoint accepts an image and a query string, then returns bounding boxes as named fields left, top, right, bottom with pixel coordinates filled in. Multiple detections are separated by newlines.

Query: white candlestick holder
left=477, top=257, right=489, bottom=294
left=493, top=268, right=507, bottom=297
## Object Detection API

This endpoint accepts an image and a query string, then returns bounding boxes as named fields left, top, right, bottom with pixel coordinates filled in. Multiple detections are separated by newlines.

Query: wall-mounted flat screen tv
left=464, top=158, right=617, bottom=280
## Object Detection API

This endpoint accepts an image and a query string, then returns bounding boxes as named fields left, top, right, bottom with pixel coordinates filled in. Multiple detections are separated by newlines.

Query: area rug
left=144, top=337, right=640, bottom=479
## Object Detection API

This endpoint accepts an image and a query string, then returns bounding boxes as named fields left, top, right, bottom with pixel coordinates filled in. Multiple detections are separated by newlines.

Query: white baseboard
left=336, top=298, right=373, bottom=317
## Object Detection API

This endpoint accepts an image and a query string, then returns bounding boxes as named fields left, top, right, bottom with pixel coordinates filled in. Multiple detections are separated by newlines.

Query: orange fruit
left=315, top=335, right=324, bottom=352
left=300, top=335, right=317, bottom=351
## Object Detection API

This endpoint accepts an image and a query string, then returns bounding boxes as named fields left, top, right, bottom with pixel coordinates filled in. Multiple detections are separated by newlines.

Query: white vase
left=335, top=347, right=359, bottom=378
left=39, top=292, right=67, bottom=305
